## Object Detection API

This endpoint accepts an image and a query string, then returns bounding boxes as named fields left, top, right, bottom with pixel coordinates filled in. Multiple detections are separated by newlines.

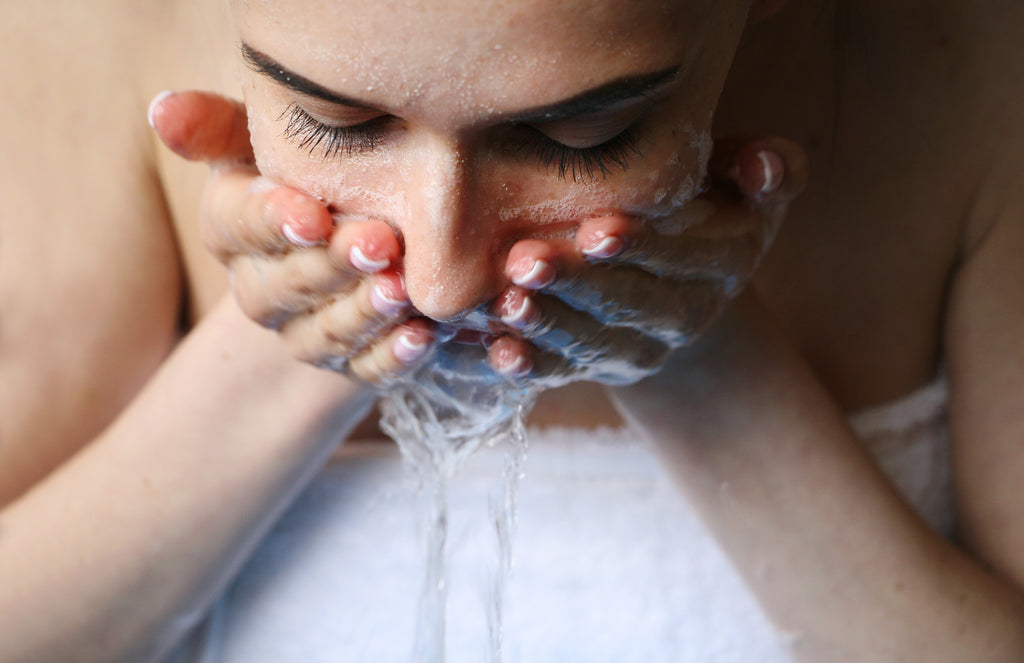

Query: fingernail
left=496, top=354, right=532, bottom=378
left=581, top=233, right=624, bottom=259
left=350, top=245, right=390, bottom=273
left=147, top=90, right=173, bottom=129
left=283, top=223, right=320, bottom=247
left=757, top=150, right=785, bottom=194
left=394, top=332, right=430, bottom=365
left=500, top=293, right=539, bottom=330
left=510, top=258, right=555, bottom=289
left=371, top=283, right=409, bottom=317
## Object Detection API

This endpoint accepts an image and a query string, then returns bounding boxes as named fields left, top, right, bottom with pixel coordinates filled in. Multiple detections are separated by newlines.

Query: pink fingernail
left=147, top=90, right=173, bottom=129
left=371, top=284, right=409, bottom=317
left=283, top=224, right=320, bottom=247
left=500, top=294, right=538, bottom=330
left=350, top=245, right=390, bottom=273
left=757, top=150, right=784, bottom=194
left=394, top=333, right=430, bottom=365
left=496, top=354, right=532, bottom=378
left=581, top=234, right=624, bottom=259
left=510, top=259, right=555, bottom=289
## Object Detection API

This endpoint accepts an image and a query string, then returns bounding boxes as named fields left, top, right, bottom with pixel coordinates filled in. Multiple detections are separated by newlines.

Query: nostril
left=399, top=216, right=503, bottom=323
left=405, top=278, right=500, bottom=324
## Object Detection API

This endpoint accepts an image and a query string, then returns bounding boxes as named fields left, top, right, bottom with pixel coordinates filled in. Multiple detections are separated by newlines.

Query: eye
left=510, top=125, right=644, bottom=182
left=279, top=103, right=391, bottom=159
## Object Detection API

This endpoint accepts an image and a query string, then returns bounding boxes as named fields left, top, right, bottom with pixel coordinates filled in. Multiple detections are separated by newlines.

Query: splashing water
left=379, top=342, right=537, bottom=663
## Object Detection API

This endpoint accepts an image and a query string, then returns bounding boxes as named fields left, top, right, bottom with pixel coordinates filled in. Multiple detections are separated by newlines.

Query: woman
left=2, top=0, right=1024, bottom=661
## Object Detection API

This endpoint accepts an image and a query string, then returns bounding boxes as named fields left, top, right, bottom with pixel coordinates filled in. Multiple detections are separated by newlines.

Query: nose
left=398, top=138, right=503, bottom=322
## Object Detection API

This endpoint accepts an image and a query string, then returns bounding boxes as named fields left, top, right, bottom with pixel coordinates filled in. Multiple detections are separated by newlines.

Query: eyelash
left=280, top=103, right=384, bottom=157
left=279, top=103, right=644, bottom=181
left=510, top=127, right=642, bottom=182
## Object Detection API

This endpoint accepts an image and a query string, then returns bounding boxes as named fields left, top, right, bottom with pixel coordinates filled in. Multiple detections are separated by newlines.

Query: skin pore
left=231, top=0, right=750, bottom=323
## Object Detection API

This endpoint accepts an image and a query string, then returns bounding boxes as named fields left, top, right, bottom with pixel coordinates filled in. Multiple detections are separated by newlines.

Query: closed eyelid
left=289, top=99, right=385, bottom=127
left=530, top=99, right=654, bottom=149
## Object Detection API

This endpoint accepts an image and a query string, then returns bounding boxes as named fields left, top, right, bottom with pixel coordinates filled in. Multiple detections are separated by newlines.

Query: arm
left=0, top=17, right=376, bottom=660
left=947, top=177, right=1024, bottom=624
left=607, top=161, right=1024, bottom=663
left=0, top=298, right=374, bottom=663
left=612, top=288, right=1024, bottom=662
left=605, top=9, right=1024, bottom=658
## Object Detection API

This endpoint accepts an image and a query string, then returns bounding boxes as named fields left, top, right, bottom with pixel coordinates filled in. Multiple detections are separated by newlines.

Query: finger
left=229, top=249, right=359, bottom=328
left=486, top=334, right=535, bottom=380
left=501, top=235, right=729, bottom=338
left=326, top=218, right=403, bottom=276
left=149, top=90, right=254, bottom=165
left=487, top=322, right=670, bottom=387
left=201, top=172, right=334, bottom=262
left=549, top=269, right=726, bottom=345
left=229, top=218, right=402, bottom=327
left=490, top=334, right=594, bottom=388
left=348, top=319, right=436, bottom=384
left=573, top=208, right=762, bottom=284
left=277, top=271, right=411, bottom=362
left=494, top=282, right=685, bottom=363
left=487, top=335, right=587, bottom=387
left=708, top=135, right=808, bottom=204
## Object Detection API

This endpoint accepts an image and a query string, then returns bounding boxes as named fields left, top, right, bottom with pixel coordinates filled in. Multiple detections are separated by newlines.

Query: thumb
left=148, top=90, right=254, bottom=166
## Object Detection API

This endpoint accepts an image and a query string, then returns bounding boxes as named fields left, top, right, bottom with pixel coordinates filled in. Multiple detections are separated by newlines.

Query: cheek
left=624, top=116, right=714, bottom=231
left=482, top=115, right=714, bottom=239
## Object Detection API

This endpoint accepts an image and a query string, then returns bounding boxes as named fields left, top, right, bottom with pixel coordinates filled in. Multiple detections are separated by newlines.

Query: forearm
left=611, top=297, right=1024, bottom=662
left=0, top=296, right=375, bottom=663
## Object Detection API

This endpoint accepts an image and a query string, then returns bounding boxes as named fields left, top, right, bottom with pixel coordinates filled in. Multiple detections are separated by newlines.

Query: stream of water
left=380, top=342, right=537, bottom=663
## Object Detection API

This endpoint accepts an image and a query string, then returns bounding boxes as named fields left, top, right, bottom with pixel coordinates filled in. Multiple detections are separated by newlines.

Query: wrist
left=606, top=292, right=785, bottom=459
left=185, top=295, right=377, bottom=445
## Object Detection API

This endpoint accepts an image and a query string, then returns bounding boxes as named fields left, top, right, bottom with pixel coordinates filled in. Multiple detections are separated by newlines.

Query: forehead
left=234, top=0, right=720, bottom=122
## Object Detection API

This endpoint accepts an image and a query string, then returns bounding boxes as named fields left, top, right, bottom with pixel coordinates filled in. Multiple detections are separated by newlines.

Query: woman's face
left=232, top=0, right=750, bottom=322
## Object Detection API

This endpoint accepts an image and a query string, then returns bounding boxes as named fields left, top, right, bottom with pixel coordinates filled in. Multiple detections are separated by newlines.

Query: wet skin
left=226, top=0, right=766, bottom=386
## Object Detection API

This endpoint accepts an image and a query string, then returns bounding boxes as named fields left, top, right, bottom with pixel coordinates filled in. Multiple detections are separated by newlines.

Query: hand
left=485, top=136, right=808, bottom=387
left=149, top=90, right=435, bottom=384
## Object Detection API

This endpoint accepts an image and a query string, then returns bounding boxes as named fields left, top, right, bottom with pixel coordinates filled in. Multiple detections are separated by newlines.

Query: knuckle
left=348, top=348, right=393, bottom=385
left=283, top=329, right=321, bottom=366
left=233, top=285, right=272, bottom=325
left=199, top=218, right=237, bottom=262
left=281, top=265, right=320, bottom=300
left=314, top=355, right=351, bottom=374
left=315, top=305, right=351, bottom=346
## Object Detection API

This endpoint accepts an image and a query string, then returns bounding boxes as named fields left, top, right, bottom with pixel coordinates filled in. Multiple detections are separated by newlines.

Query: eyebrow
left=242, top=44, right=376, bottom=109
left=505, top=67, right=680, bottom=124
left=241, top=42, right=679, bottom=122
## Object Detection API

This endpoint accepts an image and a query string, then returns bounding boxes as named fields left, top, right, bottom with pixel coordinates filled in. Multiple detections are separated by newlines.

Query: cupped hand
left=149, top=90, right=435, bottom=384
left=486, top=136, right=808, bottom=387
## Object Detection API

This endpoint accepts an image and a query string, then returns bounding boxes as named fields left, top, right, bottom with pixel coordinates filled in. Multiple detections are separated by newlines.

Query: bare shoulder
left=953, top=0, right=1024, bottom=251
left=0, top=1, right=182, bottom=503
left=944, top=0, right=1024, bottom=580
